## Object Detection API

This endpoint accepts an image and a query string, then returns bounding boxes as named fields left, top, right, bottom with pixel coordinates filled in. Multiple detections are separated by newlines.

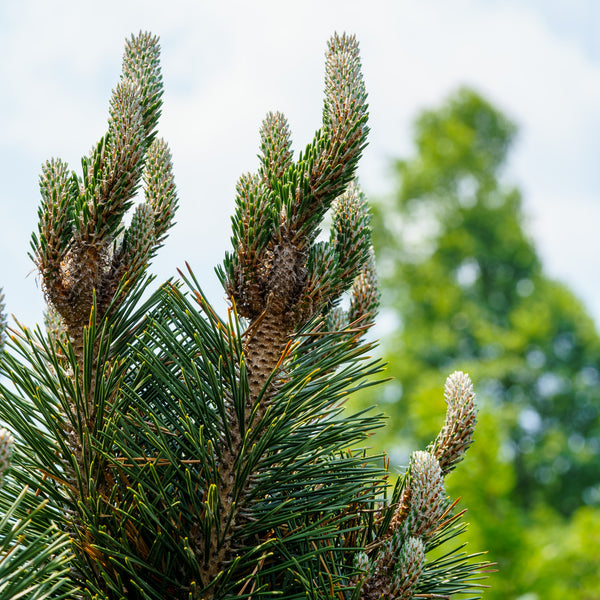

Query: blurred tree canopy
left=360, top=88, right=600, bottom=597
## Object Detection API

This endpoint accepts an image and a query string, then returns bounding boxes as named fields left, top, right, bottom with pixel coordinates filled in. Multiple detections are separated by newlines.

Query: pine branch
left=223, top=33, right=372, bottom=407
left=196, top=33, right=379, bottom=597
left=356, top=373, right=489, bottom=600
left=29, top=32, right=177, bottom=358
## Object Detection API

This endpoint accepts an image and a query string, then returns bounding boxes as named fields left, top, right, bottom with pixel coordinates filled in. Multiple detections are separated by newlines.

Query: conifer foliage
left=0, top=33, right=489, bottom=598
left=0, top=288, right=73, bottom=599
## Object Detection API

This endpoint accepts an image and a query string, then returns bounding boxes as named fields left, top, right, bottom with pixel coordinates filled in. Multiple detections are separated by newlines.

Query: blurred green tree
left=372, top=87, right=600, bottom=515
left=361, top=87, right=600, bottom=597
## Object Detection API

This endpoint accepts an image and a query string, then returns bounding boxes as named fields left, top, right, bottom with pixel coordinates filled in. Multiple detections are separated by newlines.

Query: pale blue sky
left=1, top=0, right=600, bottom=330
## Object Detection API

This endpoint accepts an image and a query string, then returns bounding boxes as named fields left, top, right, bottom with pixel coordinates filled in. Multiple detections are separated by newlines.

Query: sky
left=1, top=0, right=600, bottom=330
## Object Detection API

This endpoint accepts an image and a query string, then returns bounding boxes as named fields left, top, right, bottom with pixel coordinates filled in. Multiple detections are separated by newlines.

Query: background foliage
left=355, top=88, right=600, bottom=599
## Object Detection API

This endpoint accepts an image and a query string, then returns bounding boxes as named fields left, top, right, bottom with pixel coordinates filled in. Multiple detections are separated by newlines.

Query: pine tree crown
left=0, top=31, right=490, bottom=600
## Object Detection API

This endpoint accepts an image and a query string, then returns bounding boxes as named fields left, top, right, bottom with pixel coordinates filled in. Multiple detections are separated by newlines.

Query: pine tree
left=0, top=33, right=489, bottom=599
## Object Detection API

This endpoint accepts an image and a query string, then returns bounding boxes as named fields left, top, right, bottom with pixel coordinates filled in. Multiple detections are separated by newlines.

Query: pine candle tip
left=430, top=370, right=478, bottom=475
